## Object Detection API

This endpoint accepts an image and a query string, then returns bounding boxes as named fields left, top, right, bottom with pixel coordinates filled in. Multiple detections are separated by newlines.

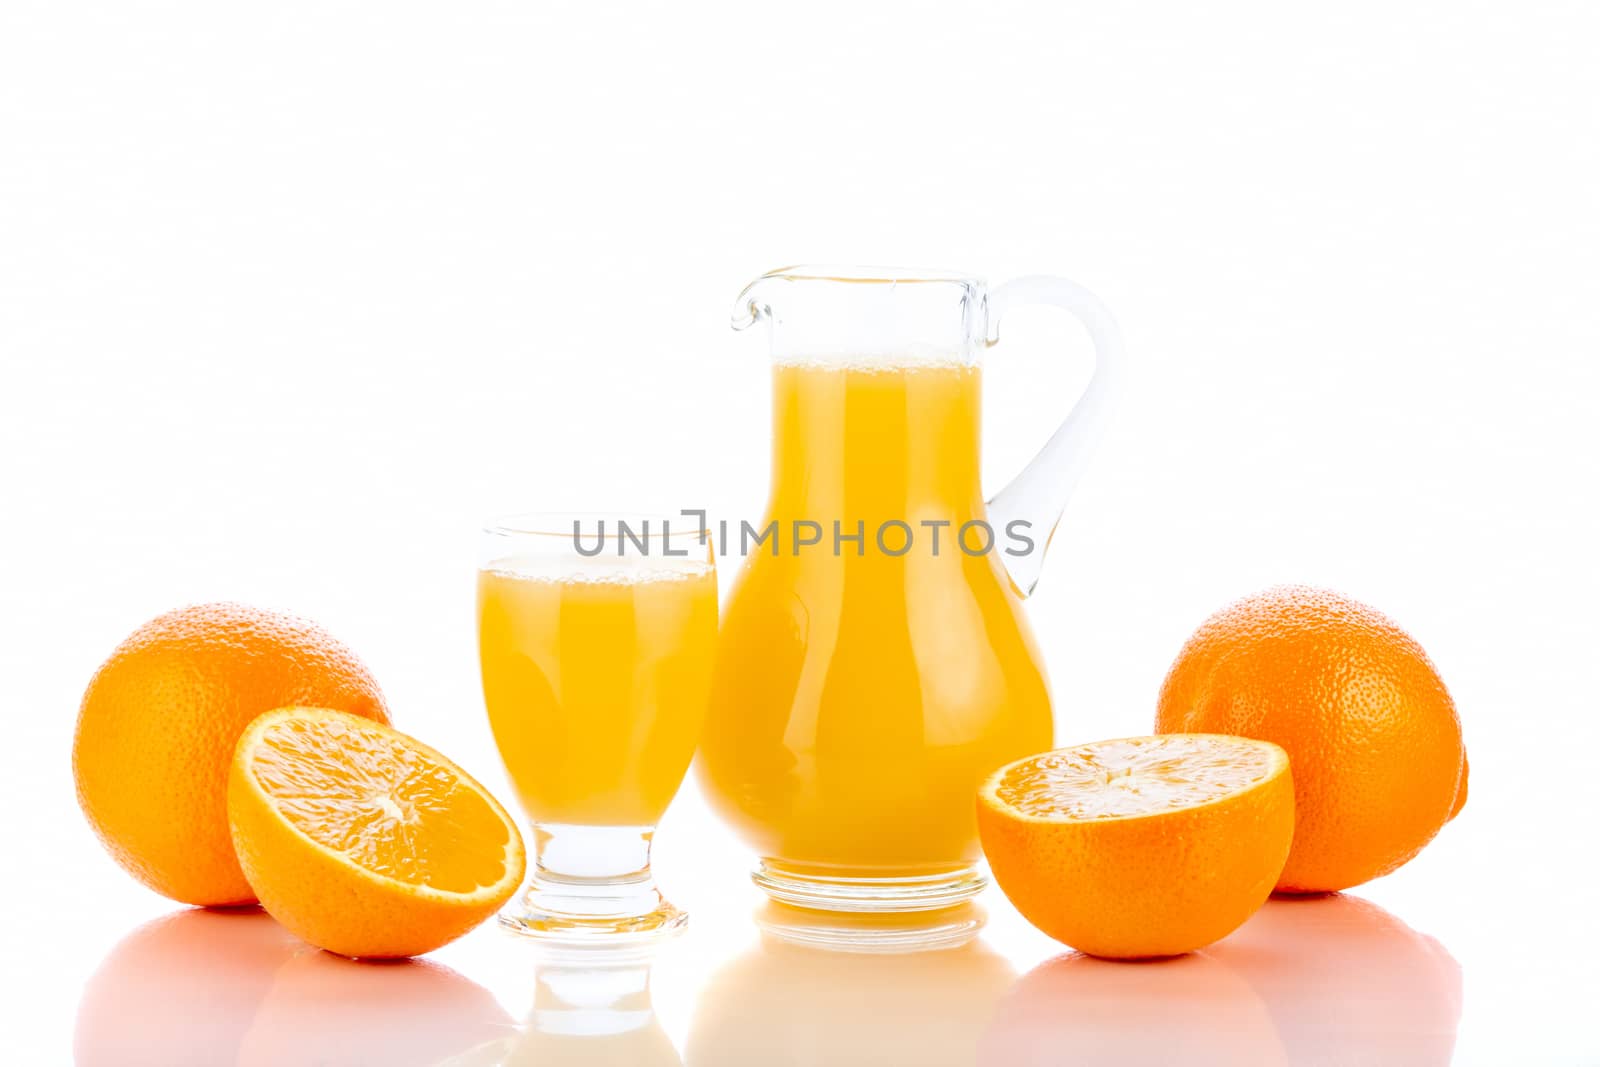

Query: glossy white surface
left=66, top=892, right=1468, bottom=1066
left=41, top=790, right=1600, bottom=1064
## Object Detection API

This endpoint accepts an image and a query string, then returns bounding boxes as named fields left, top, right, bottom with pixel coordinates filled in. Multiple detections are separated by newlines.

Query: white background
left=3, top=1, right=1598, bottom=1063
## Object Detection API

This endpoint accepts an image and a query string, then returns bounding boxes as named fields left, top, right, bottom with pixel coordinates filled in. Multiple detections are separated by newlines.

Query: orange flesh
left=994, top=736, right=1280, bottom=820
left=248, top=716, right=511, bottom=894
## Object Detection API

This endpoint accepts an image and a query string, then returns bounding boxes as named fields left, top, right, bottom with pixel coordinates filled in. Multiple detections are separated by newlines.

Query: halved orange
left=977, top=734, right=1294, bottom=959
left=227, top=707, right=526, bottom=959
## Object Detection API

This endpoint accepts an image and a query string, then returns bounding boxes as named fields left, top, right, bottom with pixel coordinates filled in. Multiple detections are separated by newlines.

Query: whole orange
left=1155, top=585, right=1466, bottom=893
left=73, top=603, right=389, bottom=905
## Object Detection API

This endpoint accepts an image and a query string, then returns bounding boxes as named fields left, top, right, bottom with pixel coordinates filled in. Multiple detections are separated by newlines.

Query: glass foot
left=500, top=823, right=687, bottom=945
left=499, top=885, right=687, bottom=943
left=752, top=859, right=988, bottom=914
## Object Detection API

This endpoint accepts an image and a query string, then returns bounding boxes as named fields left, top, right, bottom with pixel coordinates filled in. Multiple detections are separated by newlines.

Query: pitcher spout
left=731, top=267, right=795, bottom=331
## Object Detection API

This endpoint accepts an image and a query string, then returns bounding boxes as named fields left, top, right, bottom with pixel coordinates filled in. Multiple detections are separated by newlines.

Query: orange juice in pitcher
left=700, top=267, right=1123, bottom=911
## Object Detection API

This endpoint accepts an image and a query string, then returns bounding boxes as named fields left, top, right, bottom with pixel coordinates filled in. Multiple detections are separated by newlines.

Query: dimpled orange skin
left=72, top=604, right=390, bottom=906
left=976, top=737, right=1295, bottom=959
left=1155, top=586, right=1467, bottom=894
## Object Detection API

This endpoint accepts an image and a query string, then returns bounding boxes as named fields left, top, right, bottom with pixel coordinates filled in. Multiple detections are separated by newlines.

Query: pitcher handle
left=984, top=276, right=1125, bottom=598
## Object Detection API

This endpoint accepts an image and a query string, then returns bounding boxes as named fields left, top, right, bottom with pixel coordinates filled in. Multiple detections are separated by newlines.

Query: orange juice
left=478, top=558, right=717, bottom=827
left=700, top=360, right=1054, bottom=882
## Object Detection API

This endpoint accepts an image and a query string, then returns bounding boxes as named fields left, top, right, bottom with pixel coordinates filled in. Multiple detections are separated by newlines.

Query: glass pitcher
left=698, top=266, right=1123, bottom=912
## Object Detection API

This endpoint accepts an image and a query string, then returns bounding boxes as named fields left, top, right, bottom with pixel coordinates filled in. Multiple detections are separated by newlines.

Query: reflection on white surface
left=686, top=903, right=1015, bottom=1066
left=445, top=946, right=681, bottom=1067
left=70, top=893, right=1462, bottom=1065
left=74, top=908, right=515, bottom=1067
left=981, top=940, right=1286, bottom=1065
left=981, top=894, right=1461, bottom=1067
left=74, top=909, right=298, bottom=1066
left=1213, top=894, right=1463, bottom=1065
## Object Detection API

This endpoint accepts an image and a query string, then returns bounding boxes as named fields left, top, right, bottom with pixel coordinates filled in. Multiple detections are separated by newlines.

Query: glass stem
left=533, top=823, right=655, bottom=885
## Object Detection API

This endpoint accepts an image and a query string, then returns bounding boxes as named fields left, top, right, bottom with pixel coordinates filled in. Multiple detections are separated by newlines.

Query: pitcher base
left=752, top=860, right=987, bottom=913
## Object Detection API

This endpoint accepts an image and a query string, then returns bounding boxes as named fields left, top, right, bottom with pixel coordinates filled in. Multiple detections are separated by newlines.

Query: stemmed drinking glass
left=477, top=513, right=716, bottom=940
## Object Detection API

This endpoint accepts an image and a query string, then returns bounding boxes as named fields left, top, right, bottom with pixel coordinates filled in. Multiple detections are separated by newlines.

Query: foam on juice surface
left=482, top=553, right=714, bottom=585
left=771, top=346, right=976, bottom=372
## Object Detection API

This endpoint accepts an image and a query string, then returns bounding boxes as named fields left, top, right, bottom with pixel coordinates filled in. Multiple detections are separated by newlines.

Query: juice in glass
left=478, top=556, right=718, bottom=827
